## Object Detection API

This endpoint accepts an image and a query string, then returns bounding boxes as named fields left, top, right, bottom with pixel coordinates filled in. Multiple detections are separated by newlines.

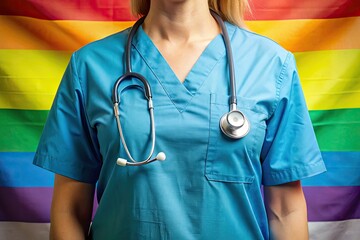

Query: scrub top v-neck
left=132, top=25, right=227, bottom=112
left=33, top=21, right=326, bottom=240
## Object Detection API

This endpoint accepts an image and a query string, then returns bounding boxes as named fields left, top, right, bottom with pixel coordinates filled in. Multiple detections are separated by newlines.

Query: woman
left=34, top=0, right=326, bottom=239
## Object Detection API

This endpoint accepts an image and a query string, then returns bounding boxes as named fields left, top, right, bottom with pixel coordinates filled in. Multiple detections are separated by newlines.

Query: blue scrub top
left=34, top=22, right=326, bottom=239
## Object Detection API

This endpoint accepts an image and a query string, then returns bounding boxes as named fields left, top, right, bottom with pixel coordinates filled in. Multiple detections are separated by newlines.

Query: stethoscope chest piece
left=220, top=110, right=250, bottom=139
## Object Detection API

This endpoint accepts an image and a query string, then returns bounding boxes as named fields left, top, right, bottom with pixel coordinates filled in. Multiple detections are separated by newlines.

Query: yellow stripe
left=0, top=50, right=71, bottom=110
left=294, top=49, right=360, bottom=110
left=0, top=49, right=359, bottom=110
left=0, top=16, right=359, bottom=52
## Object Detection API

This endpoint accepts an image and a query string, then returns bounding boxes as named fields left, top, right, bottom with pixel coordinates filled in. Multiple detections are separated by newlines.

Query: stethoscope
left=112, top=10, right=250, bottom=167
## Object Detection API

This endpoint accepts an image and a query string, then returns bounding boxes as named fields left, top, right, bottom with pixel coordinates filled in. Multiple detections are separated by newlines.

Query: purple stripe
left=0, top=187, right=98, bottom=222
left=304, top=186, right=360, bottom=221
left=1, top=186, right=358, bottom=222
left=0, top=187, right=52, bottom=222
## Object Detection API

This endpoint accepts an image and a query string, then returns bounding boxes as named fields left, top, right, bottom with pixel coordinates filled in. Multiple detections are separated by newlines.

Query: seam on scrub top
left=72, top=52, right=103, bottom=164
left=234, top=26, right=294, bottom=114
left=267, top=160, right=324, bottom=180
left=269, top=52, right=292, bottom=118
left=34, top=153, right=98, bottom=184
left=195, top=46, right=226, bottom=96
left=72, top=52, right=94, bottom=130
left=196, top=23, right=235, bottom=94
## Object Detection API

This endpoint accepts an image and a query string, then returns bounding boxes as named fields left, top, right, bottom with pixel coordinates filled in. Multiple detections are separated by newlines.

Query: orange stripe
left=1, top=16, right=359, bottom=52
left=0, top=16, right=133, bottom=51
left=247, top=17, right=360, bottom=52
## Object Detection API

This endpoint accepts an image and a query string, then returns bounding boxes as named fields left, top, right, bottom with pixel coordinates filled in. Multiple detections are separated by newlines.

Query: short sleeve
left=33, top=53, right=101, bottom=184
left=260, top=53, right=326, bottom=186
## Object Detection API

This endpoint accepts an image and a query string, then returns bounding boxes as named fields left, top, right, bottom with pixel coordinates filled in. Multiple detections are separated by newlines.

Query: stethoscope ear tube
left=112, top=72, right=152, bottom=104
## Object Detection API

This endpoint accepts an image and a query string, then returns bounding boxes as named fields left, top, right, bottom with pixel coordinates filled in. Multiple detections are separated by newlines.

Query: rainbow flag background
left=0, top=0, right=359, bottom=239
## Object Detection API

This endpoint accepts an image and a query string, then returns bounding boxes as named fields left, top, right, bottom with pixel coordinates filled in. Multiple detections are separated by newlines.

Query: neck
left=143, top=0, right=219, bottom=44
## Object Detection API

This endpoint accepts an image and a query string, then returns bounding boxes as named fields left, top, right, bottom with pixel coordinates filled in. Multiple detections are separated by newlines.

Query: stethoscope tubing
left=112, top=15, right=156, bottom=166
left=210, top=10, right=237, bottom=110
left=113, top=10, right=250, bottom=166
left=114, top=100, right=156, bottom=164
left=125, top=16, right=145, bottom=73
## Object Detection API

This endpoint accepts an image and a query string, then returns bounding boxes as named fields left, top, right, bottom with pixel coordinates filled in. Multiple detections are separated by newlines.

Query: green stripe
left=310, top=108, right=360, bottom=151
left=0, top=109, right=48, bottom=152
left=1, top=108, right=359, bottom=152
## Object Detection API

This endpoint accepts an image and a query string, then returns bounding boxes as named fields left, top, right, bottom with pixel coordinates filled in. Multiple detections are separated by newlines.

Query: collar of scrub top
left=112, top=10, right=250, bottom=167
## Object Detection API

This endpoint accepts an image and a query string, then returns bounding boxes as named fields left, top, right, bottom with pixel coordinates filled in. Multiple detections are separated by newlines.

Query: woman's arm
left=50, top=174, right=95, bottom=240
left=264, top=181, right=309, bottom=240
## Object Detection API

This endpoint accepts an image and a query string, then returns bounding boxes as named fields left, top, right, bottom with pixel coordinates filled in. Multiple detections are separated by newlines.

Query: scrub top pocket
left=205, top=93, right=266, bottom=183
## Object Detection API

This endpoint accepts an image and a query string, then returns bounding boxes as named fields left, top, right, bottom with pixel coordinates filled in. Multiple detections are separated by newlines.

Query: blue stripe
left=0, top=152, right=54, bottom=187
left=302, top=151, right=360, bottom=186
left=1, top=152, right=359, bottom=187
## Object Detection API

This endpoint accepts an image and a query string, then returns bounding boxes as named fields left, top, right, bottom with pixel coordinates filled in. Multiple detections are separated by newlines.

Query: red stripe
left=0, top=0, right=136, bottom=21
left=246, top=0, right=360, bottom=20
left=0, top=0, right=359, bottom=21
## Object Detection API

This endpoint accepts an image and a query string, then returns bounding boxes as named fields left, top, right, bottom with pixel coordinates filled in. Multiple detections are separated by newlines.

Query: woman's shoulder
left=74, top=28, right=131, bottom=61
left=228, top=23, right=290, bottom=61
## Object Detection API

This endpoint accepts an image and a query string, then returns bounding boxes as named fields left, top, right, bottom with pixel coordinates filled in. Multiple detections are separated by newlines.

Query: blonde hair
left=130, top=0, right=249, bottom=27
